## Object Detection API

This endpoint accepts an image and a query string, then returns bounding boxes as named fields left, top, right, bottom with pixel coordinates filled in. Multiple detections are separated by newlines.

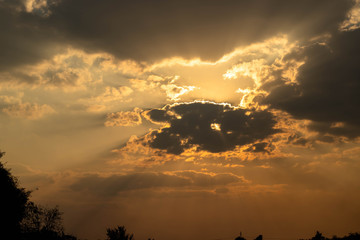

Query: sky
left=1, top=0, right=360, bottom=239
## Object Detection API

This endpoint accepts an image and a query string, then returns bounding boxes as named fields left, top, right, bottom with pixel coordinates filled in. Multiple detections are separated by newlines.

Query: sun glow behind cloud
left=0, top=35, right=297, bottom=112
left=146, top=35, right=291, bottom=70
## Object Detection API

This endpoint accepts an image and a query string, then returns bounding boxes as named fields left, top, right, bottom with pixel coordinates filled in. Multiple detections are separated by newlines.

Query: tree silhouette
left=106, top=226, right=134, bottom=240
left=312, top=231, right=326, bottom=240
left=301, top=232, right=360, bottom=240
left=21, top=202, right=67, bottom=239
left=0, top=151, right=77, bottom=240
left=340, top=233, right=360, bottom=240
left=0, top=151, right=30, bottom=239
left=235, top=232, right=247, bottom=240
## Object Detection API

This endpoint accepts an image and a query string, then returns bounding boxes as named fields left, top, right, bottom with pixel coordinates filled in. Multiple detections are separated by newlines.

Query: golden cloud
left=104, top=108, right=142, bottom=127
left=2, top=102, right=55, bottom=120
left=94, top=86, right=133, bottom=103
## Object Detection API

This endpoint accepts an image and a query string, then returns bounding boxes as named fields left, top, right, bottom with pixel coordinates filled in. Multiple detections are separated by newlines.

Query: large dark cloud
left=0, top=1, right=61, bottom=72
left=145, top=102, right=280, bottom=154
left=0, top=0, right=355, bottom=71
left=263, top=28, right=360, bottom=138
left=45, top=0, right=353, bottom=62
left=70, top=171, right=242, bottom=196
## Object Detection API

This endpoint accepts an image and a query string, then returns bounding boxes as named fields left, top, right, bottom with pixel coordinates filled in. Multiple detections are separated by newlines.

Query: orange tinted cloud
left=2, top=102, right=55, bottom=120
left=105, top=108, right=142, bottom=127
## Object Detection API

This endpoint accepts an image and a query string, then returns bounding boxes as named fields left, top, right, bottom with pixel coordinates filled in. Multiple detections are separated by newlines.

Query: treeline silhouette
left=300, top=231, right=360, bottom=240
left=1, top=151, right=359, bottom=240
left=233, top=232, right=360, bottom=240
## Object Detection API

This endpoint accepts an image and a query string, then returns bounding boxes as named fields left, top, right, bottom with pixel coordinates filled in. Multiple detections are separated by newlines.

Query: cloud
left=130, top=79, right=158, bottom=92
left=104, top=108, right=142, bottom=127
left=144, top=102, right=280, bottom=154
left=340, top=0, right=360, bottom=31
left=263, top=28, right=360, bottom=138
left=0, top=92, right=24, bottom=104
left=0, top=49, right=103, bottom=89
left=161, top=84, right=196, bottom=101
left=7, top=162, right=55, bottom=189
left=175, top=171, right=244, bottom=187
left=86, top=104, right=107, bottom=113
left=0, top=45, right=145, bottom=91
left=70, top=171, right=243, bottom=196
left=42, top=0, right=353, bottom=62
left=286, top=133, right=311, bottom=146
left=244, top=142, right=272, bottom=153
left=2, top=102, right=55, bottom=119
left=93, top=86, right=133, bottom=103
left=23, top=0, right=52, bottom=16
left=0, top=0, right=61, bottom=71
left=0, top=0, right=356, bottom=75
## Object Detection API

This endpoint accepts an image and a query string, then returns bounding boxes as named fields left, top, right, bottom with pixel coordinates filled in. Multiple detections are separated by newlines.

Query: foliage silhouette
left=20, top=202, right=74, bottom=240
left=311, top=231, right=326, bottom=240
left=301, top=232, right=360, bottom=240
left=0, top=151, right=30, bottom=239
left=234, top=233, right=262, bottom=240
left=106, top=226, right=134, bottom=240
left=0, top=151, right=77, bottom=240
left=234, top=232, right=246, bottom=240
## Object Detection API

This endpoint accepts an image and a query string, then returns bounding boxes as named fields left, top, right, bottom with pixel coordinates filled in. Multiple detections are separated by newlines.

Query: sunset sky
left=1, top=0, right=360, bottom=239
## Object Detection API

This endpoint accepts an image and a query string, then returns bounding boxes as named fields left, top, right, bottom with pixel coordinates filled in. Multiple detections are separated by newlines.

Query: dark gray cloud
left=45, top=0, right=353, bottom=62
left=0, top=0, right=355, bottom=72
left=145, top=102, right=280, bottom=154
left=0, top=1, right=61, bottom=72
left=70, top=171, right=242, bottom=196
left=263, top=28, right=360, bottom=138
